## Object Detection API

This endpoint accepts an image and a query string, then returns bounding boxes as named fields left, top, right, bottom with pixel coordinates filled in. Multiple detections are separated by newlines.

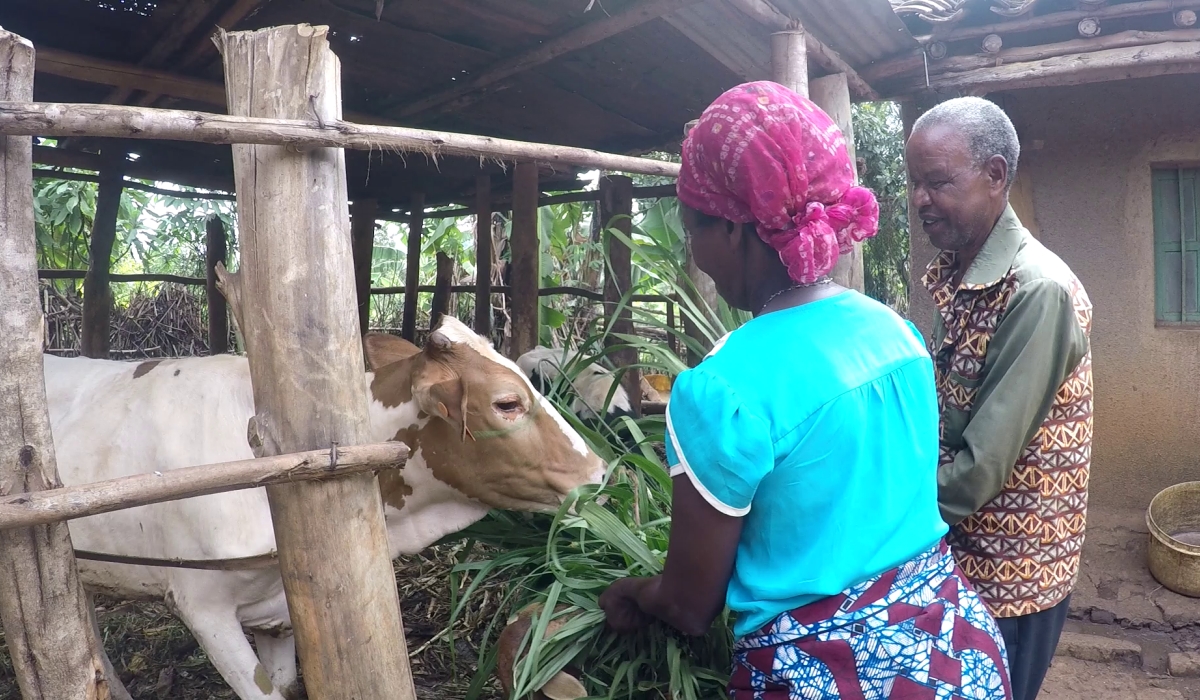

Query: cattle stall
left=0, top=23, right=682, bottom=700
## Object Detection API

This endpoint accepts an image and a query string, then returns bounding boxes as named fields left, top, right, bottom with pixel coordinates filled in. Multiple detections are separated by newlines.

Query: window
left=1153, top=167, right=1200, bottom=325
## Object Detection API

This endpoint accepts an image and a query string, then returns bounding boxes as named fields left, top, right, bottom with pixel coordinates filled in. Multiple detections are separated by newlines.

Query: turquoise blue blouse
left=665, top=291, right=948, bottom=638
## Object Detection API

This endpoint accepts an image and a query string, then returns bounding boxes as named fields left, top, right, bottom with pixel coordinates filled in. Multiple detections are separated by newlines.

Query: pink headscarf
left=677, top=81, right=880, bottom=284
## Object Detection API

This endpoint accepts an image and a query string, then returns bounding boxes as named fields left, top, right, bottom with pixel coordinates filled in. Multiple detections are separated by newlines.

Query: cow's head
left=365, top=318, right=606, bottom=525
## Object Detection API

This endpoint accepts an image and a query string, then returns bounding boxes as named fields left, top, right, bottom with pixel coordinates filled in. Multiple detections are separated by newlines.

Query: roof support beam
left=105, top=0, right=224, bottom=104
left=914, top=0, right=1200, bottom=44
left=723, top=0, right=881, bottom=100
left=395, top=0, right=700, bottom=119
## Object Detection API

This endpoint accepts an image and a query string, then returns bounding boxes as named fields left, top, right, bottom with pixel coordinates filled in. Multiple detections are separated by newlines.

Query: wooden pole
left=0, top=442, right=408, bottom=531
left=0, top=28, right=117, bottom=700
left=431, top=252, right=454, bottom=330
left=205, top=215, right=230, bottom=355
left=510, top=162, right=540, bottom=358
left=600, top=175, right=641, bottom=417
left=351, top=198, right=379, bottom=335
left=474, top=174, right=493, bottom=337
left=771, top=27, right=809, bottom=96
left=79, top=147, right=124, bottom=359
left=217, top=24, right=416, bottom=700
left=402, top=193, right=425, bottom=342
left=811, top=73, right=865, bottom=293
left=915, top=0, right=1200, bottom=44
left=0, top=102, right=683, bottom=177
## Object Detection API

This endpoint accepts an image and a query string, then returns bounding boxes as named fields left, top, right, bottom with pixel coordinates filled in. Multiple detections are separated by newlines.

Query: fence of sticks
left=0, top=22, right=680, bottom=700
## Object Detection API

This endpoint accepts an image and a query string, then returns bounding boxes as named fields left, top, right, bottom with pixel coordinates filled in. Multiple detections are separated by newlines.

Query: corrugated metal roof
left=775, top=0, right=920, bottom=68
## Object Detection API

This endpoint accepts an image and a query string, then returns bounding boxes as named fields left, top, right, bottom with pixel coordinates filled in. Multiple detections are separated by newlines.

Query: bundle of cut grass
left=447, top=415, right=734, bottom=700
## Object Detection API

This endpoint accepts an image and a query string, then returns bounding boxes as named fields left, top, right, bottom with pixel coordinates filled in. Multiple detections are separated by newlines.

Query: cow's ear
left=413, top=362, right=469, bottom=441
left=540, top=671, right=587, bottom=700
left=364, top=332, right=419, bottom=371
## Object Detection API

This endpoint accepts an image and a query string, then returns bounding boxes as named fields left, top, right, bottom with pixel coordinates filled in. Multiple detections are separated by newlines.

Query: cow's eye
left=494, top=398, right=524, bottom=417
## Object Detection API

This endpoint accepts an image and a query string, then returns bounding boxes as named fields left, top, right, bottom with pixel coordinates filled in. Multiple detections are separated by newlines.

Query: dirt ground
left=1042, top=657, right=1194, bottom=700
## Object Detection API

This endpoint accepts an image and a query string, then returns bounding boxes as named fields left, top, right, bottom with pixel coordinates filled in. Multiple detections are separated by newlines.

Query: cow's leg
left=175, top=605, right=287, bottom=700
left=86, top=591, right=135, bottom=700
left=253, top=631, right=300, bottom=699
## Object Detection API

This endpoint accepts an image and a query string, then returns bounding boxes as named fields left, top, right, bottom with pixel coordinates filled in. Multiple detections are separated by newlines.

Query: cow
left=516, top=345, right=634, bottom=423
left=45, top=316, right=605, bottom=700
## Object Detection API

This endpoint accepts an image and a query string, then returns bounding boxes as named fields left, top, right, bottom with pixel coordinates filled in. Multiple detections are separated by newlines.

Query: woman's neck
left=752, top=280, right=844, bottom=317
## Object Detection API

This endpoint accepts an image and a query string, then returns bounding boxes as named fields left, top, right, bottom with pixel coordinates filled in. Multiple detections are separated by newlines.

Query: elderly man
left=907, top=97, right=1093, bottom=700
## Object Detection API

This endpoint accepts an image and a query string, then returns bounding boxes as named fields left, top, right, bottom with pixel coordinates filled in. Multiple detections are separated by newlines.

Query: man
left=907, top=97, right=1093, bottom=700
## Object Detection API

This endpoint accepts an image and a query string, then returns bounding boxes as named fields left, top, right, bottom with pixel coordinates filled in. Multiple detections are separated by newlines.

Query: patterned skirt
left=729, top=541, right=1011, bottom=700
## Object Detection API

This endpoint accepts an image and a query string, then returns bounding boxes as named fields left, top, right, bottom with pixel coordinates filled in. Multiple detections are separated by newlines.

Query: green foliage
left=853, top=102, right=910, bottom=314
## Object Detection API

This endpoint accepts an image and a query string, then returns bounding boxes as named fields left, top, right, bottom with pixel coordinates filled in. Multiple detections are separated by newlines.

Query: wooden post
left=811, top=73, right=865, bottom=293
left=771, top=27, right=808, bottom=96
left=80, top=146, right=124, bottom=358
left=402, top=193, right=424, bottom=342
left=351, top=198, right=379, bottom=335
left=474, top=174, right=493, bottom=337
left=600, top=174, right=641, bottom=417
left=217, top=24, right=416, bottom=700
left=205, top=215, right=230, bottom=354
left=431, top=251, right=454, bottom=330
left=510, top=162, right=540, bottom=358
left=0, top=28, right=117, bottom=700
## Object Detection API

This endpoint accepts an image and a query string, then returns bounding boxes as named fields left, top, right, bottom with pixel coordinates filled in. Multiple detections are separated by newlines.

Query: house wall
left=907, top=74, right=1200, bottom=511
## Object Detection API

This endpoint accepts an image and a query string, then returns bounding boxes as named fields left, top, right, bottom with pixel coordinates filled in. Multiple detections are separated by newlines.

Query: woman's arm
left=600, top=473, right=743, bottom=637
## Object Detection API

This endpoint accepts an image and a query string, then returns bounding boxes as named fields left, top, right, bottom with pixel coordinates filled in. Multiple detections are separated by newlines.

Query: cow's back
left=43, top=354, right=279, bottom=598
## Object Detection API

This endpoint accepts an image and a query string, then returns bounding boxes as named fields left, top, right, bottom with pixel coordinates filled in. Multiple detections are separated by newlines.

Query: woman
left=598, top=82, right=1011, bottom=699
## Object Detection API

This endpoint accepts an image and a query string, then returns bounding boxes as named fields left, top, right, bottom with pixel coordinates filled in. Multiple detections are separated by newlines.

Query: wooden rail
left=0, top=442, right=408, bottom=531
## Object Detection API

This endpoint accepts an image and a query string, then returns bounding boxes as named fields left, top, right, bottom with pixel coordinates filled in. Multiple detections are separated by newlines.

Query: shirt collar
left=923, top=204, right=1027, bottom=295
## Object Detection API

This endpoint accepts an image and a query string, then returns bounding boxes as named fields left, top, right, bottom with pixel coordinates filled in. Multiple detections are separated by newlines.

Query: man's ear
left=986, top=155, right=1010, bottom=194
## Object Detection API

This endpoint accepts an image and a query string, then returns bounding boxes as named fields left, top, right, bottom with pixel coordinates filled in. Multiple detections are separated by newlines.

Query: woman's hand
left=599, top=577, right=654, bottom=634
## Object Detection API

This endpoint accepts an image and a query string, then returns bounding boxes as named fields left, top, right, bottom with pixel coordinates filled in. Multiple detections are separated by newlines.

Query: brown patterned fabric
left=923, top=207, right=1093, bottom=618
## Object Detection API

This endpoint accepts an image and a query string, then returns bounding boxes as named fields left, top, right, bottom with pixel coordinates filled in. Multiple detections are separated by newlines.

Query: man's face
left=906, top=123, right=1008, bottom=253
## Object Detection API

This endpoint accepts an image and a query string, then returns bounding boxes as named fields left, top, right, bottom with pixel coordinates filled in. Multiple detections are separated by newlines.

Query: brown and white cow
left=44, top=316, right=604, bottom=700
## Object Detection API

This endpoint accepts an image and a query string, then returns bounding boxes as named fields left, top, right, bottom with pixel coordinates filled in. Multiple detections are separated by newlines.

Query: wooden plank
left=34, top=168, right=236, bottom=200
left=0, top=101, right=683, bottom=177
left=205, top=215, right=229, bottom=354
left=105, top=0, right=224, bottom=104
left=79, top=148, right=124, bottom=359
left=916, top=40, right=1200, bottom=94
left=600, top=174, right=641, bottom=417
left=772, top=28, right=809, bottom=95
left=216, top=24, right=416, bottom=700
left=431, top=251, right=455, bottom=329
left=396, top=0, right=700, bottom=119
left=351, top=198, right=379, bottom=335
left=0, top=28, right=117, bottom=700
left=0, top=442, right=407, bottom=531
left=915, top=0, right=1200, bottom=44
left=509, top=162, right=540, bottom=358
left=35, top=45, right=228, bottom=106
left=402, top=193, right=425, bottom=342
left=474, top=174, right=494, bottom=336
left=811, top=73, right=864, bottom=293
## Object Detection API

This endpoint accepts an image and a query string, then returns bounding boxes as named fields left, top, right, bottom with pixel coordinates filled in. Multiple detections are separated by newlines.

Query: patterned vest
left=925, top=220, right=1094, bottom=618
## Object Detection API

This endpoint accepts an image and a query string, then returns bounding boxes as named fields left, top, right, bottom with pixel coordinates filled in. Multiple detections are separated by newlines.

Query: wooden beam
left=34, top=168, right=236, bottom=200
left=205, top=215, right=229, bottom=354
left=916, top=40, right=1200, bottom=94
left=396, top=0, right=700, bottom=119
left=811, top=73, right=864, bottom=293
left=351, top=198, right=379, bottom=335
left=431, top=252, right=455, bottom=330
left=916, top=0, right=1200, bottom=44
left=105, top=0, right=224, bottom=104
left=0, top=443, right=408, bottom=531
left=600, top=174, right=641, bottom=417
left=34, top=143, right=233, bottom=192
left=474, top=174, right=493, bottom=337
left=867, top=28, right=1200, bottom=84
left=80, top=148, right=124, bottom=359
left=402, top=193, right=425, bottom=342
left=217, top=23, right=416, bottom=700
left=0, top=28, right=117, bottom=700
left=724, top=0, right=881, bottom=100
left=772, top=28, right=809, bottom=95
left=35, top=46, right=227, bottom=105
left=0, top=102, right=683, bottom=177
left=509, top=162, right=540, bottom=358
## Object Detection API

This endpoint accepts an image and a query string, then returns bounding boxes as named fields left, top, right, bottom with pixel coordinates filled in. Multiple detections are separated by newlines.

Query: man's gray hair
left=912, top=97, right=1020, bottom=187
